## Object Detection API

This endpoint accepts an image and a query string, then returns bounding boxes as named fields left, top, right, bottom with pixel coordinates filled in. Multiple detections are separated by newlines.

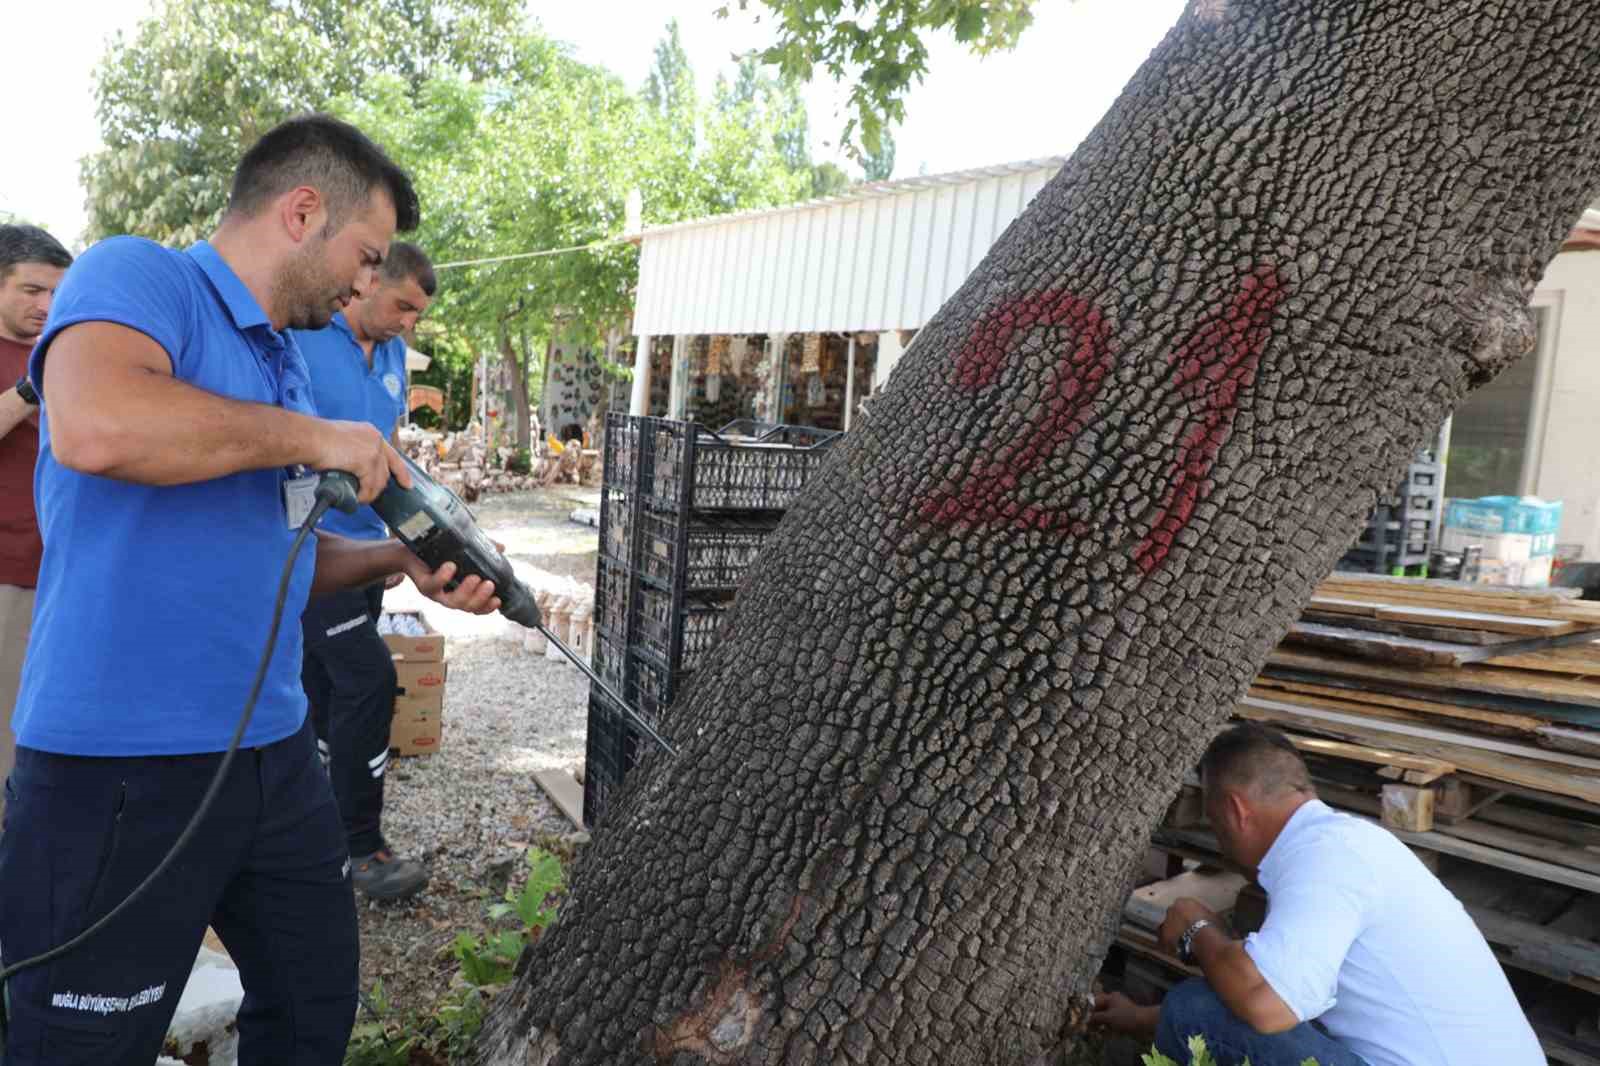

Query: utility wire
left=433, top=235, right=632, bottom=271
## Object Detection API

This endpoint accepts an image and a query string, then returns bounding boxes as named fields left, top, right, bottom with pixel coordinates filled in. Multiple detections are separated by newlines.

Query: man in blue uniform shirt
left=293, top=241, right=435, bottom=899
left=1, top=114, right=500, bottom=1065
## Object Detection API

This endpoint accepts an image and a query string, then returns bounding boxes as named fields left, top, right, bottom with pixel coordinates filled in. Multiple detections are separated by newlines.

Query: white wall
left=1530, top=249, right=1600, bottom=558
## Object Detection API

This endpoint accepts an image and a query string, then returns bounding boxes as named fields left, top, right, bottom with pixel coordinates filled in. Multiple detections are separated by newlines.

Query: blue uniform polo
left=289, top=314, right=407, bottom=540
left=17, top=238, right=319, bottom=756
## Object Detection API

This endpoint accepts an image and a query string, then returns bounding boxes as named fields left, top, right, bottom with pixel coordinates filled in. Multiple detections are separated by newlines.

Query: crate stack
left=1340, top=453, right=1445, bottom=576
left=584, top=414, right=841, bottom=827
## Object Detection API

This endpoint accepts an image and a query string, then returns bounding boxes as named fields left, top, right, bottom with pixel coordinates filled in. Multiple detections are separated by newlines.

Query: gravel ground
left=353, top=486, right=600, bottom=1016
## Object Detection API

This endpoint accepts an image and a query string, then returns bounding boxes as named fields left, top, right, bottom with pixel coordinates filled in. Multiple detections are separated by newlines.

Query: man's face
left=355, top=276, right=431, bottom=344
left=278, top=189, right=397, bottom=331
left=0, top=262, right=66, bottom=343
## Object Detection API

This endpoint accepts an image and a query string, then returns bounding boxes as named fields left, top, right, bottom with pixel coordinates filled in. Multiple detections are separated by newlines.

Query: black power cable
left=0, top=484, right=345, bottom=1042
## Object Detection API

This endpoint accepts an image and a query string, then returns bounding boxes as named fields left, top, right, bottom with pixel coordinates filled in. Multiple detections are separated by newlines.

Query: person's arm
left=0, top=386, right=33, bottom=441
left=1089, top=992, right=1161, bottom=1043
left=1160, top=899, right=1300, bottom=1034
left=310, top=532, right=500, bottom=613
left=43, top=321, right=407, bottom=502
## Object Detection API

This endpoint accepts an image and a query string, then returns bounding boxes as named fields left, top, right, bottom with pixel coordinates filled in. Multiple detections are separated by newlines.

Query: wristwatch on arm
left=1177, top=918, right=1214, bottom=965
left=14, top=376, right=38, bottom=406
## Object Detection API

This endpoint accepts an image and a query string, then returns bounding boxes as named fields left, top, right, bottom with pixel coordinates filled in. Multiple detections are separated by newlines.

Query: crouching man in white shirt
left=1091, top=723, right=1544, bottom=1066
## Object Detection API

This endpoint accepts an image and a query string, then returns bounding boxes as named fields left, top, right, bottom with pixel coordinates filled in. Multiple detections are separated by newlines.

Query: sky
left=3, top=0, right=1189, bottom=246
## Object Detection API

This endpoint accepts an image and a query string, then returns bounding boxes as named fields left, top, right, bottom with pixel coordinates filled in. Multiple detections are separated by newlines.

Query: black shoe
left=350, top=848, right=428, bottom=900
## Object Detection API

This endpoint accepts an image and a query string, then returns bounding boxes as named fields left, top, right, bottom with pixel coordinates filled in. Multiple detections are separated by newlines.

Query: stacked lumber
left=1118, top=572, right=1600, bottom=1064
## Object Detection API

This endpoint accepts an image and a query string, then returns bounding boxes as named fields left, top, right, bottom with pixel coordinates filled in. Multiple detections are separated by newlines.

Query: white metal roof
left=632, top=157, right=1065, bottom=337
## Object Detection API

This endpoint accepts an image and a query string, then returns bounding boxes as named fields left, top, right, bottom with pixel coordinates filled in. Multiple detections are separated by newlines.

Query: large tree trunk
left=475, top=2, right=1600, bottom=1063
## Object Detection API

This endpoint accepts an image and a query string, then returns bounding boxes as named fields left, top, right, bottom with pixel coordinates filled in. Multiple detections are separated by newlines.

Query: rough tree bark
left=498, top=322, right=533, bottom=452
left=476, top=2, right=1600, bottom=1063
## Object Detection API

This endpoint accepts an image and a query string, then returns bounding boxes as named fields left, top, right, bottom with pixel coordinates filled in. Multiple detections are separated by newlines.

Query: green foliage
left=343, top=848, right=566, bottom=1065
left=720, top=0, right=1037, bottom=158
left=863, top=127, right=897, bottom=181
left=82, top=0, right=532, bottom=245
left=1140, top=1037, right=1318, bottom=1066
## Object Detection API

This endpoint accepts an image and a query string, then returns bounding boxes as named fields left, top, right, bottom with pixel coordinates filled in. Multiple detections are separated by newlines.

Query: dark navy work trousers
left=0, top=717, right=357, bottom=1065
left=301, top=584, right=396, bottom=857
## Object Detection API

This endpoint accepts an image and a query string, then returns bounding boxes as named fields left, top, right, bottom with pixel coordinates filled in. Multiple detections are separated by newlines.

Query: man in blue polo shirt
left=0, top=114, right=501, bottom=1065
left=293, top=241, right=435, bottom=900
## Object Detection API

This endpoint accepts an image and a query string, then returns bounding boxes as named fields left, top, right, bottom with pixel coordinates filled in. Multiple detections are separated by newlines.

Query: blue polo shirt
left=290, top=314, right=406, bottom=540
left=17, top=238, right=319, bottom=756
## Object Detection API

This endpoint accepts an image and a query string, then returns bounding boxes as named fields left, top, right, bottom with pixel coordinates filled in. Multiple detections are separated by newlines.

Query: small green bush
left=1143, top=1036, right=1318, bottom=1066
left=344, top=847, right=566, bottom=1065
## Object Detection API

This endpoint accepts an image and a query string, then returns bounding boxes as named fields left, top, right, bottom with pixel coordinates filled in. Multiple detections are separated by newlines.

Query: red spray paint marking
left=922, top=265, right=1285, bottom=575
left=918, top=290, right=1114, bottom=532
left=1132, top=265, right=1285, bottom=574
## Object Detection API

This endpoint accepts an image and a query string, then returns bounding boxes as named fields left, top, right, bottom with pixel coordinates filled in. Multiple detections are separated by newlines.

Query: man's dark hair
left=1200, top=723, right=1314, bottom=800
left=227, top=113, right=420, bottom=233
left=380, top=241, right=437, bottom=297
left=0, top=225, right=73, bottom=281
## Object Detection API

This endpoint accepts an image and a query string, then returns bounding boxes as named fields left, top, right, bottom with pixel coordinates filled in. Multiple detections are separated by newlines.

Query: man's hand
left=1089, top=992, right=1160, bottom=1042
left=1160, top=897, right=1221, bottom=956
left=313, top=420, right=411, bottom=503
left=405, top=557, right=500, bottom=615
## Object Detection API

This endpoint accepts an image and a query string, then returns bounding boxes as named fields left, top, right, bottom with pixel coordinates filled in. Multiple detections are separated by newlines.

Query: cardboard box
left=391, top=659, right=448, bottom=756
left=1474, top=556, right=1553, bottom=588
left=380, top=611, right=445, bottom=662
left=394, top=659, right=448, bottom=709
left=1439, top=528, right=1555, bottom=564
left=391, top=694, right=443, bottom=755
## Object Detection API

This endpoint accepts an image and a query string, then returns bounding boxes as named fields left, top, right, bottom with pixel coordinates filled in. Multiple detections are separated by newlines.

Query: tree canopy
left=722, top=0, right=1036, bottom=158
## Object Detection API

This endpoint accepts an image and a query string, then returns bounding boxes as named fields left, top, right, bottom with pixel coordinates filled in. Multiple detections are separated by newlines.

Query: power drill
left=316, top=461, right=673, bottom=754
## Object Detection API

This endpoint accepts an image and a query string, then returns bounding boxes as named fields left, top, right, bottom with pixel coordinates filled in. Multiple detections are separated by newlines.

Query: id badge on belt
left=284, top=466, right=320, bottom=530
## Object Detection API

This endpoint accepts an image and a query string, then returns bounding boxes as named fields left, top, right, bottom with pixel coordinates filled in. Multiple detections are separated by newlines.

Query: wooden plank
left=1487, top=641, right=1600, bottom=677
left=1472, top=803, right=1600, bottom=850
left=1251, top=677, right=1548, bottom=735
left=1435, top=818, right=1600, bottom=877
left=1125, top=870, right=1246, bottom=932
left=1268, top=647, right=1600, bottom=710
left=1286, top=622, right=1477, bottom=666
left=1114, top=924, right=1202, bottom=979
left=1456, top=773, right=1600, bottom=820
left=1381, top=784, right=1435, bottom=831
left=1311, top=595, right=1585, bottom=635
left=1275, top=732, right=1454, bottom=783
left=1385, top=822, right=1600, bottom=894
left=1158, top=819, right=1600, bottom=893
left=1467, top=906, right=1600, bottom=984
left=1261, top=664, right=1600, bottom=730
left=1240, top=696, right=1600, bottom=773
left=1303, top=610, right=1514, bottom=646
left=1238, top=699, right=1600, bottom=805
left=1321, top=572, right=1585, bottom=604
left=532, top=768, right=586, bottom=830
left=1371, top=604, right=1580, bottom=637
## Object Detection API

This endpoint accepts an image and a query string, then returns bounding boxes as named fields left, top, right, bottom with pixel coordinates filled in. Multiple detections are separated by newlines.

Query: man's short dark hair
left=227, top=114, right=420, bottom=233
left=0, top=225, right=73, bottom=281
left=380, top=241, right=436, bottom=297
left=1200, top=723, right=1314, bottom=800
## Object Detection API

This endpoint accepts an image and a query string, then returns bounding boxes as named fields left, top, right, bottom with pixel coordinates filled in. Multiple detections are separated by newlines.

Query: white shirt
left=1243, top=801, right=1543, bottom=1066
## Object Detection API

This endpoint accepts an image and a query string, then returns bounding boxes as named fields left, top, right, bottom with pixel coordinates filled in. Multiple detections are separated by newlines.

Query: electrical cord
left=0, top=493, right=336, bottom=1006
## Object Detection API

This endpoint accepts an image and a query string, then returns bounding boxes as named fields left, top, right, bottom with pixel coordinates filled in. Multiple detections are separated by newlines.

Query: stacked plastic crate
left=1339, top=456, right=1445, bottom=575
left=583, top=414, right=840, bottom=827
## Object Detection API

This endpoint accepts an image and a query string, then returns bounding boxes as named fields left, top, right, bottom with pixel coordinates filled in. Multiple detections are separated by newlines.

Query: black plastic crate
left=602, top=413, right=645, bottom=493
left=582, top=691, right=646, bottom=829
left=627, top=648, right=688, bottom=727
left=592, top=630, right=627, bottom=693
left=640, top=416, right=840, bottom=512
left=636, top=585, right=730, bottom=672
left=599, top=487, right=635, bottom=565
left=593, top=556, right=632, bottom=644
left=640, top=509, right=779, bottom=594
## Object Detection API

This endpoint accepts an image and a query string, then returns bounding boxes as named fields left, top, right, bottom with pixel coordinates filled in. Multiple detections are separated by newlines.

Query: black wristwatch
left=14, top=376, right=38, bottom=406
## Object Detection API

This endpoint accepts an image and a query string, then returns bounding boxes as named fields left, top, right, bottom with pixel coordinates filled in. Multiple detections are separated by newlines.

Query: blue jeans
left=1157, top=979, right=1368, bottom=1066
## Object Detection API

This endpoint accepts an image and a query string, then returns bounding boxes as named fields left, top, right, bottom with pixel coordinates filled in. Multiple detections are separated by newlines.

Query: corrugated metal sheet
left=632, top=158, right=1064, bottom=337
